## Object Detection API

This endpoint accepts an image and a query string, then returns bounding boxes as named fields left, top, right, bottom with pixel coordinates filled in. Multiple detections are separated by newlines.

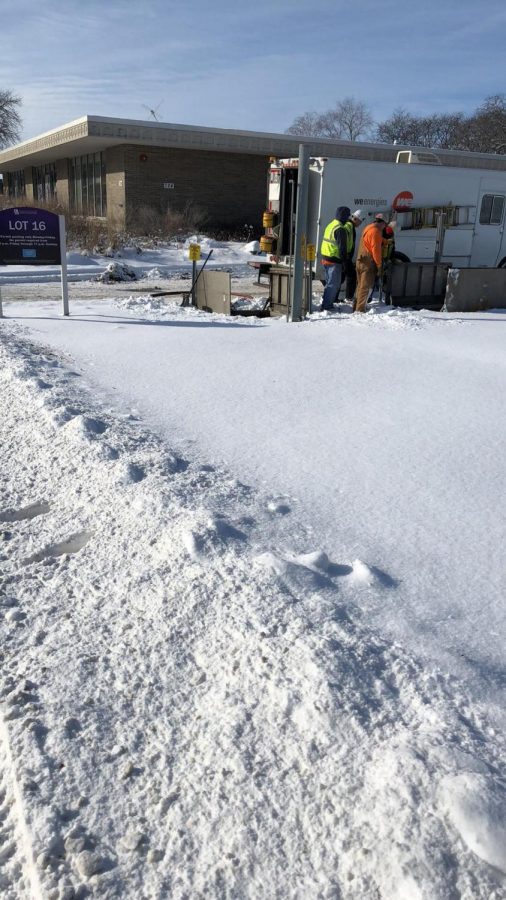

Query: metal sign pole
left=191, top=259, right=197, bottom=305
left=59, top=215, right=69, bottom=316
left=188, top=243, right=202, bottom=306
left=0, top=285, right=3, bottom=319
left=289, top=143, right=310, bottom=322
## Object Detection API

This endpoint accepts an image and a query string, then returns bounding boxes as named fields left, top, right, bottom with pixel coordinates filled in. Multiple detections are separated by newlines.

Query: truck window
left=479, top=194, right=505, bottom=225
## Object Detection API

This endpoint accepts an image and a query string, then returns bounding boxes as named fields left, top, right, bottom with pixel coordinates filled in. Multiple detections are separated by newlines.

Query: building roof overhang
left=1, top=114, right=506, bottom=173
left=0, top=115, right=356, bottom=170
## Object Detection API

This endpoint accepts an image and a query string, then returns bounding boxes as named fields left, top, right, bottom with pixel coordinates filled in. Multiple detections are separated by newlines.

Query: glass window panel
left=94, top=152, right=101, bottom=217
left=87, top=155, right=93, bottom=215
left=479, top=195, right=493, bottom=224
left=82, top=156, right=88, bottom=214
left=76, top=158, right=82, bottom=213
left=101, top=154, right=107, bottom=217
left=68, top=153, right=107, bottom=217
left=491, top=196, right=504, bottom=225
left=7, top=170, right=26, bottom=198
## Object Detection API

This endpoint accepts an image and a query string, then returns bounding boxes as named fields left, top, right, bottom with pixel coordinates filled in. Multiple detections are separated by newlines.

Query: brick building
left=0, top=115, right=396, bottom=233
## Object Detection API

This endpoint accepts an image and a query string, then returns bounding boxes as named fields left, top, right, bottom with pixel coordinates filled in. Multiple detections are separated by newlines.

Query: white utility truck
left=261, top=147, right=506, bottom=280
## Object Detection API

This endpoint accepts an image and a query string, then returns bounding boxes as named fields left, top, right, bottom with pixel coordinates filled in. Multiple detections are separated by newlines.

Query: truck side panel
left=315, top=157, right=506, bottom=268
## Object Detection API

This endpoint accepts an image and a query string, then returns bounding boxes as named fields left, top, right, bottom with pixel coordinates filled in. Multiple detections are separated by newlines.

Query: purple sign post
left=0, top=207, right=69, bottom=316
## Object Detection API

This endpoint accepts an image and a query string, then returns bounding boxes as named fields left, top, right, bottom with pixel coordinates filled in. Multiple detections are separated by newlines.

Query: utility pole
left=434, top=211, right=446, bottom=265
left=288, top=143, right=310, bottom=322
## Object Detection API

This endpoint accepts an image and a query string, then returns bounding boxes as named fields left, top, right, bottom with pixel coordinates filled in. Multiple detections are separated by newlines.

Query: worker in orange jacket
left=354, top=213, right=387, bottom=313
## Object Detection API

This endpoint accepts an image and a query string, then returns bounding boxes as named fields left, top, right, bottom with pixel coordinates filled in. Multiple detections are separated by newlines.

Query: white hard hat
left=351, top=209, right=363, bottom=222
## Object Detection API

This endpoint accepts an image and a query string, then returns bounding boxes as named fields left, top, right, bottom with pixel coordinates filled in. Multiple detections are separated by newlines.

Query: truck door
left=470, top=185, right=506, bottom=266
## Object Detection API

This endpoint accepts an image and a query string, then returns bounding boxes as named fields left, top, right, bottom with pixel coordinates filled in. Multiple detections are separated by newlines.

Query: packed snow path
left=1, top=323, right=505, bottom=899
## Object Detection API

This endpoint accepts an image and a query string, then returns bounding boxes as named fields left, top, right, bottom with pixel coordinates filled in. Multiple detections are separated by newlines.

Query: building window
left=69, top=151, right=107, bottom=217
left=33, top=163, right=57, bottom=203
left=6, top=169, right=26, bottom=199
left=479, top=194, right=505, bottom=225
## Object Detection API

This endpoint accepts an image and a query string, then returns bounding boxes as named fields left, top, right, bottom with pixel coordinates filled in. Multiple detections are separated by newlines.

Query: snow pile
left=117, top=294, right=174, bottom=313
left=231, top=295, right=269, bottom=312
left=96, top=262, right=138, bottom=282
left=143, top=266, right=168, bottom=280
left=243, top=240, right=262, bottom=254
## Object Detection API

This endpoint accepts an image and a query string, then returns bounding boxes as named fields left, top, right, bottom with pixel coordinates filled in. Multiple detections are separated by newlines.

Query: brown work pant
left=355, top=255, right=378, bottom=313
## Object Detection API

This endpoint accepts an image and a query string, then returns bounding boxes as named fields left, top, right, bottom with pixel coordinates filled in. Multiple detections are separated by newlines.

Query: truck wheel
left=393, top=252, right=410, bottom=263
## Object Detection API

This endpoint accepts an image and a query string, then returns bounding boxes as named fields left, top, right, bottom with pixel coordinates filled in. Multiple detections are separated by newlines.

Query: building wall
left=122, top=145, right=267, bottom=231
left=3, top=144, right=268, bottom=233
left=105, top=147, right=127, bottom=228
left=56, top=159, right=69, bottom=208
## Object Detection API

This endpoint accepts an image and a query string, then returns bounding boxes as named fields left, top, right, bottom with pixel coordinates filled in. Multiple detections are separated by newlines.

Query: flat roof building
left=2, top=115, right=506, bottom=233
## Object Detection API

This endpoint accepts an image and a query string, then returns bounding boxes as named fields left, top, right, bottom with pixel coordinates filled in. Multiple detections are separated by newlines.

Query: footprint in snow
left=160, top=454, right=189, bottom=475
left=64, top=717, right=82, bottom=739
left=182, top=514, right=247, bottom=560
left=116, top=462, right=146, bottom=484
left=50, top=406, right=82, bottom=427
left=267, top=498, right=291, bottom=516
left=23, top=531, right=93, bottom=565
left=81, top=416, right=107, bottom=435
left=94, top=443, right=120, bottom=461
left=0, top=501, right=50, bottom=523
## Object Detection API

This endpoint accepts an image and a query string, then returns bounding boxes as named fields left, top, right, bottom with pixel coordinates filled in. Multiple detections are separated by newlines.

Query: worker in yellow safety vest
left=320, top=205, right=351, bottom=311
left=343, top=209, right=364, bottom=303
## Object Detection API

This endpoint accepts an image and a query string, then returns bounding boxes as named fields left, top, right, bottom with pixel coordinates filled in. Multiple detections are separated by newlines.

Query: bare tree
left=330, top=97, right=374, bottom=141
left=375, top=108, right=464, bottom=149
left=286, top=97, right=374, bottom=141
left=0, top=89, right=22, bottom=148
left=425, top=113, right=466, bottom=149
left=287, top=95, right=506, bottom=153
left=375, top=108, right=417, bottom=145
left=285, top=110, right=325, bottom=137
left=456, top=95, right=506, bottom=153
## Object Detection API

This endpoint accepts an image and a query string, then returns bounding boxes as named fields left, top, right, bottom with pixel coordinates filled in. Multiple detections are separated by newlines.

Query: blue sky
left=1, top=0, right=505, bottom=141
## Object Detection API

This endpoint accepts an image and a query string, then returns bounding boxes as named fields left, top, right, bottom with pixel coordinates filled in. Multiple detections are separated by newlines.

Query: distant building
left=0, top=115, right=357, bottom=232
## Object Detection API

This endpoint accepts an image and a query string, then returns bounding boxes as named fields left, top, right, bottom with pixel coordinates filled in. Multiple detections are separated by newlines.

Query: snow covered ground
left=1, top=239, right=505, bottom=899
